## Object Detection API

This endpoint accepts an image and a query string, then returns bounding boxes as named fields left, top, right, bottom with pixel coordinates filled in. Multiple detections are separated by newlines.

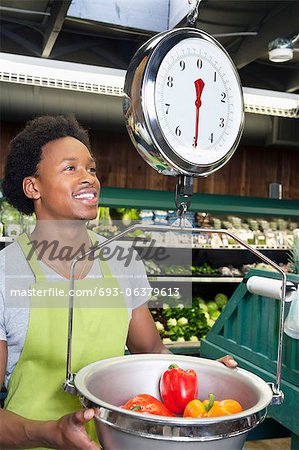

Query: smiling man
left=0, top=115, right=237, bottom=449
left=0, top=115, right=170, bottom=449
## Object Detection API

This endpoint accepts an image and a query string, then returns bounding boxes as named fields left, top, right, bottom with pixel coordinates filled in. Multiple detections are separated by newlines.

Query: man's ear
left=23, top=177, right=41, bottom=200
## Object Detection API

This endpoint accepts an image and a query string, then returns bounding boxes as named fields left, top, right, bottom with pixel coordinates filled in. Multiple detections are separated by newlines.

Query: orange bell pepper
left=183, top=394, right=243, bottom=418
left=204, top=398, right=243, bottom=417
left=183, top=399, right=207, bottom=418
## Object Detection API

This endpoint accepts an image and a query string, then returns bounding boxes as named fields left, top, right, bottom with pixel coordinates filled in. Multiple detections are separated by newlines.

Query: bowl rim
left=74, top=353, right=273, bottom=425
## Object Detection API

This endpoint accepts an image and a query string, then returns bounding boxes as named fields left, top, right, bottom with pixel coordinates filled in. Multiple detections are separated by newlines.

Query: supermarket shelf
left=0, top=236, right=290, bottom=252
left=133, top=241, right=289, bottom=251
left=192, top=245, right=289, bottom=250
left=128, top=239, right=289, bottom=251
left=100, top=187, right=299, bottom=217
left=148, top=276, right=243, bottom=283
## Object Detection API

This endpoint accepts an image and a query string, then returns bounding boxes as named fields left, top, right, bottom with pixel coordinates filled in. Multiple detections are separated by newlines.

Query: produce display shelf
left=192, top=245, right=290, bottom=251
left=148, top=276, right=243, bottom=283
left=0, top=235, right=289, bottom=252
left=100, top=186, right=299, bottom=217
left=127, top=240, right=289, bottom=251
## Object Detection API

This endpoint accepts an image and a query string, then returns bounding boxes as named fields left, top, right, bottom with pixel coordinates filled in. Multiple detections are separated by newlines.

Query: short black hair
left=3, top=115, right=91, bottom=215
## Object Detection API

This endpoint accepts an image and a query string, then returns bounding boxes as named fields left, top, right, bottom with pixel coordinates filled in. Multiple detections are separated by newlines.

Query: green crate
left=200, top=268, right=299, bottom=441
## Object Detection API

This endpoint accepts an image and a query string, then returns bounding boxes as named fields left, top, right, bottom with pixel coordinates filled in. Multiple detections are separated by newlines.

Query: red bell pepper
left=160, top=364, right=198, bottom=414
left=121, top=393, right=175, bottom=417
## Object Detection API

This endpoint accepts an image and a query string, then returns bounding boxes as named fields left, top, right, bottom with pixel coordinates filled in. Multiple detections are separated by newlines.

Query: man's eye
left=65, top=166, right=75, bottom=171
left=89, top=167, right=96, bottom=173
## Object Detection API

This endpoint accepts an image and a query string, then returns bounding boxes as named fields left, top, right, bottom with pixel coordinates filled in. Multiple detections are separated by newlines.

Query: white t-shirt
left=0, top=235, right=151, bottom=387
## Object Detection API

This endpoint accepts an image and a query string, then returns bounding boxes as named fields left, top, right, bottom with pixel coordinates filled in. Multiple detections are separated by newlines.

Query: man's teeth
left=73, top=193, right=95, bottom=199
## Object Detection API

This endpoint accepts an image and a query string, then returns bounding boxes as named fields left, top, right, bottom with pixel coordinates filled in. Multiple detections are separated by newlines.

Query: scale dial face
left=124, top=28, right=244, bottom=176
left=154, top=37, right=242, bottom=166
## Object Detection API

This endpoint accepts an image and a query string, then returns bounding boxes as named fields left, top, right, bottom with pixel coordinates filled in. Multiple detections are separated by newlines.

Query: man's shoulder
left=0, top=239, right=22, bottom=259
left=0, top=239, right=27, bottom=270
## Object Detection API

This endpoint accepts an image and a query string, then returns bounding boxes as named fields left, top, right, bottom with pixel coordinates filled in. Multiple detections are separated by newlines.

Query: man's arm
left=0, top=341, right=99, bottom=450
left=0, top=340, right=7, bottom=390
left=126, top=305, right=171, bottom=354
left=0, top=408, right=100, bottom=449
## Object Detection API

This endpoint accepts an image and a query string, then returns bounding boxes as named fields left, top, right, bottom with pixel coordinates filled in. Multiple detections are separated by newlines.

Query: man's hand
left=217, top=354, right=238, bottom=368
left=44, top=409, right=99, bottom=450
left=0, top=408, right=99, bottom=449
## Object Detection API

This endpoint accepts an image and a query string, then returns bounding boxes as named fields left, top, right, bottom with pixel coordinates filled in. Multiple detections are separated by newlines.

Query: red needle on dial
left=193, top=78, right=205, bottom=148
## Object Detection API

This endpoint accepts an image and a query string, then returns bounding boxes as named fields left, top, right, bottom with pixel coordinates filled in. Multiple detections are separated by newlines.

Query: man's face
left=32, top=136, right=100, bottom=220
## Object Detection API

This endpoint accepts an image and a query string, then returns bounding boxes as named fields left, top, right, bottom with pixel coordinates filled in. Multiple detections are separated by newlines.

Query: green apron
left=5, top=232, right=129, bottom=449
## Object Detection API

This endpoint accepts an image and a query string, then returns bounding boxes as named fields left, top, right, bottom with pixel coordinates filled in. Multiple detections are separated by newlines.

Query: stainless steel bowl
left=75, top=354, right=273, bottom=450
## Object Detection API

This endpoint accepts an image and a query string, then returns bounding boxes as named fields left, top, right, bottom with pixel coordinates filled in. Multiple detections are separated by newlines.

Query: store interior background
left=0, top=2, right=298, bottom=449
left=1, top=120, right=298, bottom=199
left=0, top=0, right=298, bottom=199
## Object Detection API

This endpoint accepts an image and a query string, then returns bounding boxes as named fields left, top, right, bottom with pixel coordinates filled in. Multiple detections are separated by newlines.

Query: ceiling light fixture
left=0, top=52, right=126, bottom=97
left=243, top=87, right=299, bottom=118
left=268, top=34, right=299, bottom=63
left=0, top=53, right=298, bottom=118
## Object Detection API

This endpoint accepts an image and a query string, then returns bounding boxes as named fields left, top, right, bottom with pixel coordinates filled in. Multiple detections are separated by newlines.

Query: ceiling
left=0, top=0, right=299, bottom=93
left=0, top=0, right=298, bottom=94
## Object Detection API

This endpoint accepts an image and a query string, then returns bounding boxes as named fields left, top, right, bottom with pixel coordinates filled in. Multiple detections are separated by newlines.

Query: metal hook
left=174, top=175, right=194, bottom=213
left=177, top=202, right=188, bottom=217
left=187, top=0, right=202, bottom=26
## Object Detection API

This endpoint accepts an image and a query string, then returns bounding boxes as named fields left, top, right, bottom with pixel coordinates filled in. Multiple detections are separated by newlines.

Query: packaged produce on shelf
left=115, top=209, right=298, bottom=249
left=0, top=200, right=37, bottom=238
left=285, top=231, right=295, bottom=248
left=153, top=210, right=168, bottom=225
left=193, top=213, right=298, bottom=249
left=210, top=233, right=223, bottom=248
left=140, top=209, right=154, bottom=224
left=264, top=229, right=277, bottom=247
left=1, top=203, right=20, bottom=236
left=192, top=233, right=209, bottom=247
left=212, top=218, right=221, bottom=229
left=135, top=209, right=194, bottom=245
